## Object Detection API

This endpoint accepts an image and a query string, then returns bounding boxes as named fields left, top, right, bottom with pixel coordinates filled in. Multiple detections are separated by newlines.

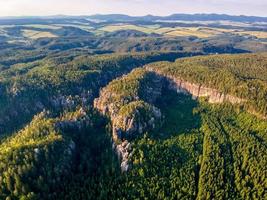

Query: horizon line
left=0, top=12, right=266, bottom=19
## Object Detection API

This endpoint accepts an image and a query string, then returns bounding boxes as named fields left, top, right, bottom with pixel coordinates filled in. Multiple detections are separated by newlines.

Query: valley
left=0, top=14, right=266, bottom=200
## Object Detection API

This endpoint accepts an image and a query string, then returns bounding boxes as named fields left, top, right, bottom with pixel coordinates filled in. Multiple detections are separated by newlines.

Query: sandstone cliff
left=112, top=101, right=162, bottom=141
left=146, top=67, right=245, bottom=104
left=94, top=69, right=164, bottom=172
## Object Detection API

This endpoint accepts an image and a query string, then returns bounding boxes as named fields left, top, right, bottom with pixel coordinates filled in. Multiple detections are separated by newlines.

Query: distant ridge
left=0, top=13, right=267, bottom=23
left=88, top=13, right=267, bottom=22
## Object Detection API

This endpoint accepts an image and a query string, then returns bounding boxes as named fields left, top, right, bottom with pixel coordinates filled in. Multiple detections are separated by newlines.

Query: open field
left=55, top=24, right=94, bottom=31
left=0, top=20, right=266, bottom=40
left=235, top=31, right=267, bottom=39
left=21, top=24, right=62, bottom=30
left=22, top=29, right=57, bottom=39
left=164, top=27, right=216, bottom=38
left=99, top=24, right=157, bottom=34
left=98, top=24, right=267, bottom=39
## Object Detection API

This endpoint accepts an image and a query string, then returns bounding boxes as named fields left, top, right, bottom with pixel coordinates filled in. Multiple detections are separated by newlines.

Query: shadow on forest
left=152, top=89, right=201, bottom=140
left=120, top=89, right=203, bottom=196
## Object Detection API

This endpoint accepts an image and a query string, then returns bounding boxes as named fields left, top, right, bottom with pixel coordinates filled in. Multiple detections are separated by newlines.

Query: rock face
left=94, top=70, right=164, bottom=119
left=94, top=65, right=251, bottom=173
left=114, top=140, right=133, bottom=172
left=50, top=90, right=93, bottom=111
left=167, top=76, right=244, bottom=104
left=93, top=87, right=128, bottom=119
left=146, top=67, right=245, bottom=104
left=110, top=102, right=162, bottom=172
left=95, top=99, right=162, bottom=172
left=56, top=108, right=91, bottom=131
left=94, top=69, right=164, bottom=140
left=112, top=101, right=162, bottom=140
left=146, top=68, right=267, bottom=118
left=94, top=69, right=164, bottom=172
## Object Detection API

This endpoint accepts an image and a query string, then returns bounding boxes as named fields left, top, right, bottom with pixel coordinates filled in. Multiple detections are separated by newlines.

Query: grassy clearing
left=22, top=29, right=57, bottom=39
left=155, top=27, right=177, bottom=34
left=88, top=23, right=267, bottom=39
left=197, top=27, right=235, bottom=34
left=165, top=28, right=215, bottom=38
left=235, top=31, right=267, bottom=39
left=56, top=24, right=94, bottom=32
left=161, top=27, right=239, bottom=38
left=21, top=24, right=61, bottom=30
left=99, top=24, right=156, bottom=34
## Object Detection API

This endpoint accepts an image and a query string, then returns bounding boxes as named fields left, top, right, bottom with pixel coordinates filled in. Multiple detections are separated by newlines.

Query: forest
left=145, top=53, right=267, bottom=117
left=0, top=15, right=266, bottom=200
left=0, top=51, right=266, bottom=199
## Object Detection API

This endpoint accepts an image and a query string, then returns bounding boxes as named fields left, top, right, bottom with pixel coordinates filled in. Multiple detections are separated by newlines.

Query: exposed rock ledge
left=146, top=67, right=245, bottom=104
left=94, top=100, right=162, bottom=172
left=94, top=70, right=164, bottom=172
left=146, top=69, right=267, bottom=119
left=113, top=140, right=133, bottom=172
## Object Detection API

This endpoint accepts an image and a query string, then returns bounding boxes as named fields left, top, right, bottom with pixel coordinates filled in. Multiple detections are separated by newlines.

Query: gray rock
left=121, top=160, right=130, bottom=172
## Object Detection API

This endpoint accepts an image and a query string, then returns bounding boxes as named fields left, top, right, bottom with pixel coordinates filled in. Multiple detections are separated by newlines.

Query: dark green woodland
left=0, top=15, right=266, bottom=200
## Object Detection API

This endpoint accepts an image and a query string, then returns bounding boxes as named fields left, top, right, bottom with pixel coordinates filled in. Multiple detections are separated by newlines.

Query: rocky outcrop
left=94, top=69, right=164, bottom=172
left=55, top=107, right=92, bottom=131
left=146, top=67, right=245, bottom=104
left=113, top=140, right=133, bottom=172
left=167, top=77, right=244, bottom=104
left=50, top=90, right=93, bottom=111
left=96, top=100, right=162, bottom=172
left=146, top=67, right=267, bottom=119
left=112, top=101, right=162, bottom=141
left=94, top=70, right=164, bottom=119
left=93, top=87, right=133, bottom=119
left=94, top=69, right=164, bottom=140
left=106, top=101, right=162, bottom=172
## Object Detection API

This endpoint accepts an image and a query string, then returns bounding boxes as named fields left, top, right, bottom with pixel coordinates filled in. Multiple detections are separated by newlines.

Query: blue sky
left=0, top=0, right=266, bottom=17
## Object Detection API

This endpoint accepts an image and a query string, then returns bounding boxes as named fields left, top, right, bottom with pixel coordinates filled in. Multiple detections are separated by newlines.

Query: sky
left=0, top=0, right=266, bottom=17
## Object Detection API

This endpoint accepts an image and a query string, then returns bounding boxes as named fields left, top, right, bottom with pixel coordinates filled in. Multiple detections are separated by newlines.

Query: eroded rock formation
left=94, top=69, right=164, bottom=172
left=94, top=66, right=251, bottom=172
left=112, top=101, right=162, bottom=140
left=146, top=67, right=245, bottom=104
